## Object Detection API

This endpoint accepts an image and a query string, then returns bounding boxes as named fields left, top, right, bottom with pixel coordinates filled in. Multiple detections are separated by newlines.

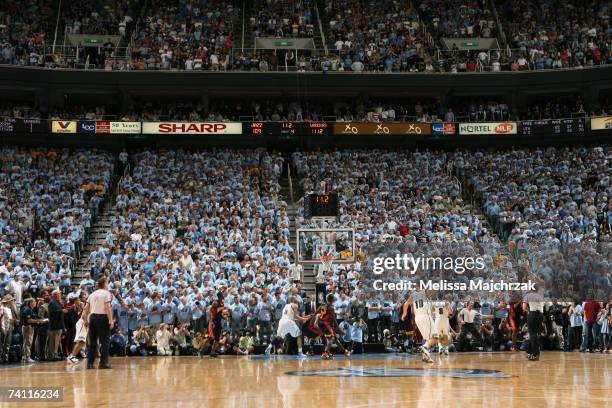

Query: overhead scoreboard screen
left=304, top=193, right=339, bottom=218
left=520, top=118, right=586, bottom=135
left=248, top=122, right=332, bottom=137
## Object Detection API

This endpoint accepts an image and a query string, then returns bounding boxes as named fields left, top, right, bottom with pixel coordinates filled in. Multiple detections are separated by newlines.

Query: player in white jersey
left=433, top=299, right=452, bottom=355
left=412, top=290, right=439, bottom=363
left=267, top=297, right=308, bottom=357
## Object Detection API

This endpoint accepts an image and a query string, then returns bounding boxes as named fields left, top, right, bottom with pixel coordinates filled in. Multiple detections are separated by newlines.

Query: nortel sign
left=459, top=122, right=517, bottom=135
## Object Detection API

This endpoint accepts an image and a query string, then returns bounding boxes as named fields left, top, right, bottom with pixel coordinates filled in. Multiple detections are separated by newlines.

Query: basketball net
left=319, top=254, right=334, bottom=273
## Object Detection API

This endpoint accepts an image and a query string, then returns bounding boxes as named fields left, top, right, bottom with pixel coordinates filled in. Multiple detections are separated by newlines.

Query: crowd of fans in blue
left=0, top=146, right=609, bottom=364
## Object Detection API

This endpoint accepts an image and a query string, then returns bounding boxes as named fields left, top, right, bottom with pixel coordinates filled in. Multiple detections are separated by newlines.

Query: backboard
left=296, top=228, right=355, bottom=264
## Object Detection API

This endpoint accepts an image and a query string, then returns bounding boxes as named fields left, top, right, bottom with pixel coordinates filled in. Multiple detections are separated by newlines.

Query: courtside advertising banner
left=51, top=120, right=77, bottom=133
left=459, top=122, right=517, bottom=135
left=142, top=122, right=243, bottom=134
left=333, top=122, right=431, bottom=135
left=590, top=116, right=612, bottom=130
left=432, top=122, right=456, bottom=136
left=78, top=121, right=97, bottom=134
left=110, top=121, right=141, bottom=134
left=78, top=121, right=141, bottom=134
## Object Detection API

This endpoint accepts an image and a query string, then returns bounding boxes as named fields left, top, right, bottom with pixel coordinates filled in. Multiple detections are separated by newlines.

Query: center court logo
left=286, top=367, right=512, bottom=379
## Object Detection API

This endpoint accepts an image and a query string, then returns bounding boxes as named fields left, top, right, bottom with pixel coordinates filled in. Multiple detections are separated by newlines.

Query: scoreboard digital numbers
left=248, top=122, right=332, bottom=137
left=304, top=193, right=339, bottom=218
left=520, top=118, right=586, bottom=135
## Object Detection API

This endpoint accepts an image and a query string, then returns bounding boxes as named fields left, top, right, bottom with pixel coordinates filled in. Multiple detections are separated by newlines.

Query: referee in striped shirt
left=82, top=277, right=114, bottom=369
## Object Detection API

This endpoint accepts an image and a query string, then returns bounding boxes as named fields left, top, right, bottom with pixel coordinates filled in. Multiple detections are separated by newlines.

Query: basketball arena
left=0, top=0, right=611, bottom=407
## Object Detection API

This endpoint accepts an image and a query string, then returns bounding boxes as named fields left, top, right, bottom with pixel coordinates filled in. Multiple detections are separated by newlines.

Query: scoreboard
left=520, top=118, right=586, bottom=135
left=248, top=122, right=332, bottom=137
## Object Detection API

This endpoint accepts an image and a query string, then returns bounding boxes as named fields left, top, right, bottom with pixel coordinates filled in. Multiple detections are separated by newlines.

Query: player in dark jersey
left=209, top=292, right=225, bottom=358
left=399, top=297, right=416, bottom=353
left=509, top=301, right=524, bottom=351
left=301, top=311, right=323, bottom=356
left=318, top=294, right=350, bottom=359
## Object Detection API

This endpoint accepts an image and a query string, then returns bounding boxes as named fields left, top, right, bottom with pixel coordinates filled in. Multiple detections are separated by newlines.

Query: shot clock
left=304, top=193, right=339, bottom=218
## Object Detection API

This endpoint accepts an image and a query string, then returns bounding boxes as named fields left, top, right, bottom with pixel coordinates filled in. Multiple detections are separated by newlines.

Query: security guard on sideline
left=82, top=277, right=114, bottom=369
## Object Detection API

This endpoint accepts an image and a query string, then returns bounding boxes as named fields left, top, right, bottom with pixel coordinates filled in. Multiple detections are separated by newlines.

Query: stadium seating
left=0, top=148, right=115, bottom=292
left=1, top=0, right=611, bottom=72
left=251, top=0, right=315, bottom=38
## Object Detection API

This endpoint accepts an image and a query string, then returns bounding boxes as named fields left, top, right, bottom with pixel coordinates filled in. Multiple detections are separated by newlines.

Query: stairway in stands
left=242, top=0, right=255, bottom=51
left=453, top=172, right=514, bottom=262
left=311, top=0, right=327, bottom=53
left=281, top=161, right=317, bottom=298
left=73, top=208, right=113, bottom=283
left=71, top=164, right=125, bottom=284
left=316, top=0, right=334, bottom=53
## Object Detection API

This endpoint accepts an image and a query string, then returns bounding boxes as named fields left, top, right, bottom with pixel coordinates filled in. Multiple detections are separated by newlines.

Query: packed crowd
left=1, top=0, right=612, bottom=72
left=455, top=147, right=611, bottom=300
left=0, top=148, right=115, bottom=363
left=323, top=0, right=435, bottom=72
left=455, top=147, right=611, bottom=243
left=60, top=0, right=136, bottom=36
left=0, top=147, right=610, bottom=364
left=418, top=0, right=496, bottom=39
left=251, top=0, right=315, bottom=38
left=129, top=0, right=237, bottom=71
left=497, top=0, right=612, bottom=69
left=0, top=147, right=115, bottom=265
left=82, top=149, right=298, bottom=354
left=292, top=150, right=508, bottom=300
left=0, top=1, right=51, bottom=67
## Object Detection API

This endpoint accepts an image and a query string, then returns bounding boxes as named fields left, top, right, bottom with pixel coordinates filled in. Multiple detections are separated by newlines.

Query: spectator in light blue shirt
left=230, top=297, right=247, bottom=336
left=162, top=294, right=177, bottom=325
left=351, top=318, right=367, bottom=354
left=148, top=294, right=163, bottom=328
left=256, top=297, right=273, bottom=342
left=136, top=303, right=149, bottom=328
left=176, top=297, right=192, bottom=325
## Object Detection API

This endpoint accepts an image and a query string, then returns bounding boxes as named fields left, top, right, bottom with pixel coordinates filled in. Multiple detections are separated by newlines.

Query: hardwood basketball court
left=0, top=352, right=609, bottom=407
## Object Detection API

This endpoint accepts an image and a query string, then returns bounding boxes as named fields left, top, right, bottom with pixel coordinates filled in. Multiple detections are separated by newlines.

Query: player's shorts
left=415, top=314, right=438, bottom=340
left=302, top=319, right=323, bottom=339
left=318, top=319, right=335, bottom=337
left=434, top=317, right=450, bottom=336
left=277, top=318, right=301, bottom=338
left=399, top=319, right=414, bottom=335
left=74, top=319, right=88, bottom=344
left=209, top=321, right=222, bottom=340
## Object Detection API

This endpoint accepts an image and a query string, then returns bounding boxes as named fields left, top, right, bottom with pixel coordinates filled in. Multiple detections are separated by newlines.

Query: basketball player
left=433, top=296, right=452, bottom=355
left=67, top=300, right=87, bottom=364
left=317, top=294, right=350, bottom=359
left=509, top=300, right=524, bottom=351
left=268, top=297, right=308, bottom=357
left=412, top=290, right=439, bottom=363
left=399, top=295, right=416, bottom=353
left=208, top=292, right=225, bottom=358
left=301, top=312, right=324, bottom=356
